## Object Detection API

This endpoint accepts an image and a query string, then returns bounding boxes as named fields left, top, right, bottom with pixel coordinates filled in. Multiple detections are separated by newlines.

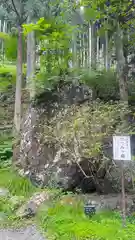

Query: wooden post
left=121, top=160, right=126, bottom=227
left=113, top=136, right=131, bottom=228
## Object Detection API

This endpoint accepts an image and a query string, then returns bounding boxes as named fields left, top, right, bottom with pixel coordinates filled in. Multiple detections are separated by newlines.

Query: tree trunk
left=115, top=22, right=128, bottom=102
left=27, top=29, right=36, bottom=100
left=30, top=31, right=36, bottom=100
left=91, top=23, right=97, bottom=69
left=14, top=25, right=23, bottom=134
left=104, top=30, right=110, bottom=70
left=26, top=17, right=31, bottom=81
left=72, top=31, right=77, bottom=69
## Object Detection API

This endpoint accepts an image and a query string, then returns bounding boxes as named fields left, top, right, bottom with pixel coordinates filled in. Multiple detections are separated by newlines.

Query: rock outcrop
left=13, top=80, right=135, bottom=193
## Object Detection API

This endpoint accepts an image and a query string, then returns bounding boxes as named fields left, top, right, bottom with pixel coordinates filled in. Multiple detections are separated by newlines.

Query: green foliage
left=0, top=140, right=12, bottom=162
left=80, top=69, right=119, bottom=101
left=0, top=133, right=12, bottom=168
left=0, top=64, right=26, bottom=91
left=0, top=197, right=15, bottom=220
left=0, top=31, right=20, bottom=61
left=8, top=175, right=36, bottom=197
left=37, top=196, right=135, bottom=240
left=83, top=0, right=132, bottom=25
left=0, top=64, right=16, bottom=90
left=42, top=101, right=128, bottom=161
left=0, top=196, right=24, bottom=216
left=0, top=167, right=36, bottom=226
left=4, top=35, right=18, bottom=61
left=4, top=33, right=26, bottom=61
left=23, top=17, right=73, bottom=92
left=0, top=32, right=9, bottom=40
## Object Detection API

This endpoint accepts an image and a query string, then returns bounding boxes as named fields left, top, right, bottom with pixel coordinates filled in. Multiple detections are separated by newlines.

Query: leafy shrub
left=80, top=69, right=119, bottom=101
left=42, top=101, right=128, bottom=173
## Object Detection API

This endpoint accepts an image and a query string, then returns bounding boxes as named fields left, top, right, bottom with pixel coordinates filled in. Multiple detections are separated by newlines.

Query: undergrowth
left=0, top=168, right=36, bottom=197
left=0, top=139, right=12, bottom=167
left=0, top=167, right=37, bottom=227
left=37, top=196, right=135, bottom=240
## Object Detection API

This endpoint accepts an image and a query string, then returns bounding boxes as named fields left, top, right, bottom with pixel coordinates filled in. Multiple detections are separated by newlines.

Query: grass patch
left=37, top=195, right=135, bottom=240
left=0, top=168, right=36, bottom=197
left=0, top=167, right=38, bottom=227
left=0, top=138, right=12, bottom=166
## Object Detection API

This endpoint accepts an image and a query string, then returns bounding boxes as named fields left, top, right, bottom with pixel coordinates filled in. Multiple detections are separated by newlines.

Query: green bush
left=80, top=69, right=119, bottom=101
left=37, top=197, right=135, bottom=240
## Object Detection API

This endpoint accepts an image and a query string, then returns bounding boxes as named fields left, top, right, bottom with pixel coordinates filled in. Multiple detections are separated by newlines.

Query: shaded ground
left=0, top=225, right=46, bottom=240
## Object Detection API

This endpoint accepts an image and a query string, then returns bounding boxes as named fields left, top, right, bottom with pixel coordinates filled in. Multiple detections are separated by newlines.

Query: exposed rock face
left=14, top=80, right=135, bottom=193
left=14, top=81, right=95, bottom=192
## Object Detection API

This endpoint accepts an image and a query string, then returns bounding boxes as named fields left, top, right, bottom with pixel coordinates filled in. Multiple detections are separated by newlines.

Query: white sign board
left=113, top=136, right=131, bottom=161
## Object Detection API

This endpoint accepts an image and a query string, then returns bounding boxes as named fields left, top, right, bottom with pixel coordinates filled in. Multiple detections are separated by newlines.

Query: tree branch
left=21, top=14, right=28, bottom=24
left=1, top=1, right=15, bottom=15
left=11, top=0, right=20, bottom=19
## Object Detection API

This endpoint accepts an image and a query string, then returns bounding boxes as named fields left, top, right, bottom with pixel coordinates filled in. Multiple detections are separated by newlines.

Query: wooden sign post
left=113, top=136, right=131, bottom=227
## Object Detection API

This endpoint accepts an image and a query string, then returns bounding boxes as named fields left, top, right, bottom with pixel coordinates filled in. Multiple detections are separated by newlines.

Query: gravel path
left=0, top=225, right=46, bottom=240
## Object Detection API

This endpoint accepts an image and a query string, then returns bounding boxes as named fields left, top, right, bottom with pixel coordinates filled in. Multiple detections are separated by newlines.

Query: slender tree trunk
left=29, top=31, right=36, bottom=100
left=26, top=16, right=36, bottom=100
left=88, top=23, right=92, bottom=68
left=115, top=22, right=128, bottom=102
left=26, top=16, right=31, bottom=82
left=104, top=30, right=110, bottom=70
left=14, top=25, right=23, bottom=134
left=91, top=23, right=97, bottom=69
left=72, top=31, right=77, bottom=69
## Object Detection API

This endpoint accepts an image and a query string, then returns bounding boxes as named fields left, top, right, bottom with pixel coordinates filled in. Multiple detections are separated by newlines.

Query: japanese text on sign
left=113, top=136, right=131, bottom=161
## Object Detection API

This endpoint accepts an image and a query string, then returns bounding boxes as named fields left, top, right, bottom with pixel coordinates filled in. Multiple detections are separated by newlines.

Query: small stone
left=16, top=204, right=35, bottom=218
left=16, top=191, right=52, bottom=218
left=0, top=188, right=9, bottom=197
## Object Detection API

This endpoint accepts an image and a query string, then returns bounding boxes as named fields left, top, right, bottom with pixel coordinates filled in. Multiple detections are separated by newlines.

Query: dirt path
left=0, top=225, right=46, bottom=240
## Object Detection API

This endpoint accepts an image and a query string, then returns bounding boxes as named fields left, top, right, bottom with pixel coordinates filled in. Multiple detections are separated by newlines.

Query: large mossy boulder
left=13, top=80, right=135, bottom=193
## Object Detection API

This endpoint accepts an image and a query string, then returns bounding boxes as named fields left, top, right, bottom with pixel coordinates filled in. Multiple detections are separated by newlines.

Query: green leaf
left=84, top=7, right=98, bottom=21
